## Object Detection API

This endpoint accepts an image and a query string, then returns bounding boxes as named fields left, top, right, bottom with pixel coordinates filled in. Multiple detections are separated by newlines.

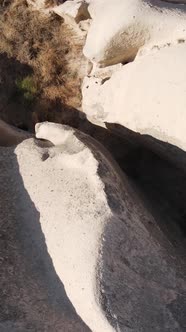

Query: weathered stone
left=83, top=0, right=186, bottom=66
left=52, top=0, right=90, bottom=25
left=2, top=121, right=184, bottom=332
left=83, top=43, right=186, bottom=152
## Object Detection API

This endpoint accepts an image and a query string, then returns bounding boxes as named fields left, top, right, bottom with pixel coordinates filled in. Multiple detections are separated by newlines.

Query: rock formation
left=0, top=120, right=91, bottom=332
left=82, top=0, right=186, bottom=154
left=83, top=0, right=186, bottom=66
left=1, top=121, right=185, bottom=331
left=82, top=43, right=186, bottom=151
left=1, top=0, right=186, bottom=331
left=33, top=123, right=186, bottom=332
left=52, top=0, right=90, bottom=25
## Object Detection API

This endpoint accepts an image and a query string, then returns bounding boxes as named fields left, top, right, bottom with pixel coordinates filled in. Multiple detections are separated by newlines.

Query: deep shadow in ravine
left=104, top=123, right=186, bottom=256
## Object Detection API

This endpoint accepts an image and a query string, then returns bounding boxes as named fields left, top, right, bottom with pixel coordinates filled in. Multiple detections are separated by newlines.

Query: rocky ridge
left=0, top=1, right=186, bottom=331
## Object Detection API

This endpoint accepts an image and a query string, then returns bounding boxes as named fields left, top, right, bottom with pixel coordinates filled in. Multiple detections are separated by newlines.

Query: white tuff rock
left=82, top=43, right=186, bottom=151
left=52, top=0, right=90, bottom=25
left=12, top=122, right=186, bottom=332
left=83, top=0, right=186, bottom=66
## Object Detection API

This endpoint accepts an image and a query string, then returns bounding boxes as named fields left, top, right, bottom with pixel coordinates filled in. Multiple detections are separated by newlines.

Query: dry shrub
left=0, top=0, right=84, bottom=128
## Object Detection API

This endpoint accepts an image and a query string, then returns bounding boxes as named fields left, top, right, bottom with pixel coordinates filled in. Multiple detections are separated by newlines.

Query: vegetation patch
left=15, top=76, right=37, bottom=103
left=0, top=0, right=85, bottom=130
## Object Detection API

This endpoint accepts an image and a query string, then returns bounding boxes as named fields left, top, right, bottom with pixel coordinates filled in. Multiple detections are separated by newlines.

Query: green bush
left=15, top=76, right=37, bottom=102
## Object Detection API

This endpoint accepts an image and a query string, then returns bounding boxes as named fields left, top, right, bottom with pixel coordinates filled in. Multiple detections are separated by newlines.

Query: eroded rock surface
left=83, top=43, right=186, bottom=152
left=1, top=0, right=186, bottom=330
left=0, top=120, right=91, bottom=332
left=1, top=121, right=184, bottom=332
left=52, top=0, right=90, bottom=25
left=83, top=0, right=186, bottom=66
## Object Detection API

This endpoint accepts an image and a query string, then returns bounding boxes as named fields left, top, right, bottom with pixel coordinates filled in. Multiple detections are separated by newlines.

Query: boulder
left=0, top=122, right=91, bottom=332
left=9, top=122, right=185, bottom=331
left=83, top=43, right=186, bottom=152
left=83, top=0, right=186, bottom=66
left=52, top=0, right=90, bottom=25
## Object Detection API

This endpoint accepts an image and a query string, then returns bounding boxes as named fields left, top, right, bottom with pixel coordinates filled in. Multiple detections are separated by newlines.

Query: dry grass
left=0, top=0, right=85, bottom=129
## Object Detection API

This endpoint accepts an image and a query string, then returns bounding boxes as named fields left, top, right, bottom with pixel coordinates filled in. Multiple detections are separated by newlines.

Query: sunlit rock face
left=82, top=44, right=186, bottom=152
left=1, top=0, right=186, bottom=330
left=52, top=0, right=90, bottom=24
left=82, top=0, right=186, bottom=152
left=0, top=121, right=91, bottom=332
left=83, top=0, right=186, bottom=66
left=1, top=121, right=185, bottom=332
